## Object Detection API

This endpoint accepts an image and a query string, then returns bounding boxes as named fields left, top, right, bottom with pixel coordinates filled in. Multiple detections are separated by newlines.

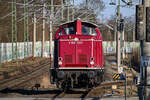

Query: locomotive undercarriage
left=50, top=68, right=104, bottom=91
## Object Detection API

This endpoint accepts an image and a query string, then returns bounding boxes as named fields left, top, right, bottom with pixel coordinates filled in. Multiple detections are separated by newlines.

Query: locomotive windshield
left=58, top=21, right=97, bottom=36
left=59, top=23, right=75, bottom=36
left=82, top=26, right=97, bottom=36
left=59, top=26, right=75, bottom=36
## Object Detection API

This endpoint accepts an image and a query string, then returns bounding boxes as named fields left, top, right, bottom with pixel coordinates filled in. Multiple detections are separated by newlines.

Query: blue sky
left=74, top=0, right=139, bottom=21
left=101, top=0, right=138, bottom=19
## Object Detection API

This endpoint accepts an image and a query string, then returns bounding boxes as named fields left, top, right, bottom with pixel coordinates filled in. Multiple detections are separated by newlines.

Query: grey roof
left=59, top=19, right=98, bottom=27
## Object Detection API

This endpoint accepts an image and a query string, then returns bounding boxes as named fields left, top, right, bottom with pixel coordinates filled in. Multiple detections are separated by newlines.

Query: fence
left=0, top=41, right=54, bottom=63
left=0, top=41, right=140, bottom=63
left=103, top=41, right=140, bottom=54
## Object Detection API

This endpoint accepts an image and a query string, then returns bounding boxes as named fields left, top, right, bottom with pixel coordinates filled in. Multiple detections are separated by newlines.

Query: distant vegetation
left=0, top=0, right=136, bottom=42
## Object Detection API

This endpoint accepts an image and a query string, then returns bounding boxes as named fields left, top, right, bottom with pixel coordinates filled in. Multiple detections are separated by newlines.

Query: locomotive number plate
left=69, top=42, right=75, bottom=44
left=77, top=41, right=83, bottom=44
left=68, top=41, right=83, bottom=44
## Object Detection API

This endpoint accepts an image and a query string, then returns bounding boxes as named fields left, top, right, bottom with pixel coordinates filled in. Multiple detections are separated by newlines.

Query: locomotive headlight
left=90, top=57, right=94, bottom=65
left=74, top=37, right=79, bottom=41
left=58, top=61, right=62, bottom=65
left=90, top=61, right=94, bottom=65
left=58, top=57, right=62, bottom=65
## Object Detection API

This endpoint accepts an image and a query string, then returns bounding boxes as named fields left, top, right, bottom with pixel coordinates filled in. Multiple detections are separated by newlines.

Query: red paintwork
left=76, top=20, right=82, bottom=35
left=54, top=20, right=104, bottom=68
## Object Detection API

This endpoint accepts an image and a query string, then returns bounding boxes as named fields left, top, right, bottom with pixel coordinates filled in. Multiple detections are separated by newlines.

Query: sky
left=101, top=0, right=139, bottom=20
left=74, top=0, right=140, bottom=22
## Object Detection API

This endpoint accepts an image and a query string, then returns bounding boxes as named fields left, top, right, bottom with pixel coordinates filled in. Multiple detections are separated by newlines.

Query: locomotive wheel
left=61, top=81, right=68, bottom=92
left=61, top=78, right=72, bottom=92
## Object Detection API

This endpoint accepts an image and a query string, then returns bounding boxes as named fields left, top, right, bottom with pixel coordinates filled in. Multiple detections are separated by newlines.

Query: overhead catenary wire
left=1, top=0, right=101, bottom=60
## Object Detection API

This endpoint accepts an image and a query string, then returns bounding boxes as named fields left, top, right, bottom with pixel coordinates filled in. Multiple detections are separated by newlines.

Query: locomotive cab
left=50, top=19, right=104, bottom=90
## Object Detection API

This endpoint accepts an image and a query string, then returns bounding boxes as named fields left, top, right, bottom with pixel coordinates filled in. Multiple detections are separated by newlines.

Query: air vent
left=79, top=54, right=87, bottom=63
left=65, top=55, right=73, bottom=63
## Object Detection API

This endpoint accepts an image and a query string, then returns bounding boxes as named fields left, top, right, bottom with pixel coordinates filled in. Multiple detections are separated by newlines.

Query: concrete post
left=0, top=43, right=1, bottom=67
left=42, top=4, right=46, bottom=57
left=33, top=13, right=36, bottom=57
left=24, top=0, right=27, bottom=58
left=67, top=0, right=70, bottom=22
left=122, top=30, right=125, bottom=59
left=61, top=0, right=64, bottom=20
left=12, top=0, right=17, bottom=59
left=72, top=0, right=75, bottom=21
left=49, top=21, right=52, bottom=65
left=12, top=0, right=14, bottom=60
left=26, top=0, right=29, bottom=56
left=133, top=27, right=135, bottom=41
left=116, top=0, right=121, bottom=72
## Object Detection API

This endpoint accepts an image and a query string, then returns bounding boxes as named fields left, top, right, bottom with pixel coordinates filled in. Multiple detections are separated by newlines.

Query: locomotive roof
left=59, top=20, right=98, bottom=28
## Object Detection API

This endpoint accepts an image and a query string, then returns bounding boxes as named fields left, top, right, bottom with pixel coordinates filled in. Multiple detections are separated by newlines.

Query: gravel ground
left=0, top=55, right=138, bottom=99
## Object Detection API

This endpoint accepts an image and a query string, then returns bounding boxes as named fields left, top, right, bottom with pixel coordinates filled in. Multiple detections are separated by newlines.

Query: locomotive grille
left=64, top=55, right=73, bottom=63
left=79, top=54, right=87, bottom=63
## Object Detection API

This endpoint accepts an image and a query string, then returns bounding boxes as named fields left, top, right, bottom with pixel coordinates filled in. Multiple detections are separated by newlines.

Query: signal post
left=116, top=0, right=121, bottom=73
left=145, top=0, right=150, bottom=99
left=136, top=0, right=150, bottom=99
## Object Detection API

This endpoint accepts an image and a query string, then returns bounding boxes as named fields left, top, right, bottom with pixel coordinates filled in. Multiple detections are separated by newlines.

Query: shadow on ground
left=0, top=88, right=90, bottom=98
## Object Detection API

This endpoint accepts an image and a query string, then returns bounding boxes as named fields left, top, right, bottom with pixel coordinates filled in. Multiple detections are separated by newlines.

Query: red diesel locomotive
left=50, top=19, right=104, bottom=90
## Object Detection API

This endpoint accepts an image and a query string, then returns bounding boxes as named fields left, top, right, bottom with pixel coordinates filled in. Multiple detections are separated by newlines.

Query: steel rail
left=0, top=59, right=50, bottom=91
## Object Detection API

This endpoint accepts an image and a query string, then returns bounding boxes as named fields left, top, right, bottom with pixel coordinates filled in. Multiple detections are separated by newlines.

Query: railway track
left=0, top=57, right=137, bottom=98
left=0, top=76, right=137, bottom=98
left=50, top=88, right=89, bottom=98
left=0, top=59, right=50, bottom=91
left=45, top=81, right=132, bottom=98
left=87, top=80, right=135, bottom=98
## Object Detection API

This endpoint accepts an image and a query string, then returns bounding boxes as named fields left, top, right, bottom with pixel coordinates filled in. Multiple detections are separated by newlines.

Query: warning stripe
left=115, top=74, right=120, bottom=79
left=113, top=73, right=117, bottom=78
left=113, top=73, right=120, bottom=80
